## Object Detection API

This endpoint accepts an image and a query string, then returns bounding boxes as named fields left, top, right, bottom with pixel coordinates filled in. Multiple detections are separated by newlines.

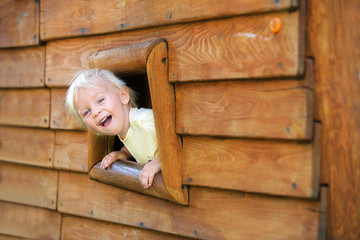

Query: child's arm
left=101, top=146, right=132, bottom=169
left=140, top=157, right=161, bottom=189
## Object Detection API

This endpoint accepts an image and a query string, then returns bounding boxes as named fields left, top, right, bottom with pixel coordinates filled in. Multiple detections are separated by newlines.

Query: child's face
left=75, top=81, right=130, bottom=138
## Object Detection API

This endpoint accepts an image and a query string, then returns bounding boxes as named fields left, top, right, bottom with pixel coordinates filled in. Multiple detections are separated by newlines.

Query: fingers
left=148, top=172, right=155, bottom=187
left=140, top=168, right=151, bottom=189
left=139, top=162, right=160, bottom=188
left=100, top=155, right=110, bottom=169
left=140, top=168, right=156, bottom=189
left=101, top=153, right=117, bottom=169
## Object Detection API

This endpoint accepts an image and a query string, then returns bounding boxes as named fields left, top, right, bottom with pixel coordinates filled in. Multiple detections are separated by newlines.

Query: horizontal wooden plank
left=0, top=162, right=58, bottom=209
left=183, top=124, right=321, bottom=198
left=176, top=81, right=313, bottom=139
left=0, top=126, right=54, bottom=167
left=0, top=0, right=39, bottom=47
left=58, top=171, right=321, bottom=240
left=0, top=89, right=50, bottom=128
left=50, top=88, right=86, bottom=130
left=176, top=63, right=314, bottom=139
left=0, top=234, right=31, bottom=240
left=40, top=0, right=297, bottom=41
left=0, top=47, right=45, bottom=88
left=54, top=130, right=88, bottom=172
left=0, top=201, right=61, bottom=240
left=46, top=10, right=303, bottom=87
left=61, top=215, right=193, bottom=240
left=170, top=10, right=304, bottom=83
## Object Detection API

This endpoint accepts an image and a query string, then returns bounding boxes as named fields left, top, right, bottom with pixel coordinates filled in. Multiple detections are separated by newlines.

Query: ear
left=119, top=88, right=130, bottom=105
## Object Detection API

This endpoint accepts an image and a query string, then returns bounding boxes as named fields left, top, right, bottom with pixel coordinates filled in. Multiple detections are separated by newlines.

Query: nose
left=92, top=107, right=101, bottom=118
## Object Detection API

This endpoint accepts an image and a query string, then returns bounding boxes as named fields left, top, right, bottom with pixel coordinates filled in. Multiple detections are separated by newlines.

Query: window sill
left=89, top=160, right=178, bottom=202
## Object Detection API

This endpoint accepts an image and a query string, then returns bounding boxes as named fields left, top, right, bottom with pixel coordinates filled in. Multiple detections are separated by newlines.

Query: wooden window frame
left=87, top=39, right=188, bottom=205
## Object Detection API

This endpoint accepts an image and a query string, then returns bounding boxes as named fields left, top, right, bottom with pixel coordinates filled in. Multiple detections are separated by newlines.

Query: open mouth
left=99, top=115, right=112, bottom=127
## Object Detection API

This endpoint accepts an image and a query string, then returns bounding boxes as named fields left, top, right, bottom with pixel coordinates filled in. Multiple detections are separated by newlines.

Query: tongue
left=103, top=116, right=112, bottom=127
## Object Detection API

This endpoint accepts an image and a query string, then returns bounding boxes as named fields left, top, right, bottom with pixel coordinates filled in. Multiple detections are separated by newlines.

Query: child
left=65, top=68, right=160, bottom=189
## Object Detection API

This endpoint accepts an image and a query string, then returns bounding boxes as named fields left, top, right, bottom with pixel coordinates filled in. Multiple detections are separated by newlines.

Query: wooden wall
left=306, top=1, right=360, bottom=239
left=0, top=0, right=358, bottom=239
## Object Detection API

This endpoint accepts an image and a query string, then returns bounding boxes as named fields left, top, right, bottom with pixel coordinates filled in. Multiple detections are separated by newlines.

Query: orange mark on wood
left=270, top=17, right=282, bottom=33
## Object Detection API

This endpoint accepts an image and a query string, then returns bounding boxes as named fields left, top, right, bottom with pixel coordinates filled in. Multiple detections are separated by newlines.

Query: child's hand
left=140, top=157, right=161, bottom=189
left=101, top=150, right=129, bottom=169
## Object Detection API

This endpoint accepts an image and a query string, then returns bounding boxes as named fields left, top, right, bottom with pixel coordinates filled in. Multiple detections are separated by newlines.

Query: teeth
left=100, top=116, right=109, bottom=124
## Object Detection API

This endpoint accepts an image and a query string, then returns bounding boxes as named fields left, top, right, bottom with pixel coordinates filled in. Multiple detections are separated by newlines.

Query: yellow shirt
left=120, top=108, right=158, bottom=165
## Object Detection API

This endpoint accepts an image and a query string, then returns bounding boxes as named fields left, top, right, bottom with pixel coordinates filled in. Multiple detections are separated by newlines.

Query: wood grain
left=0, top=0, right=39, bottom=47
left=46, top=11, right=302, bottom=87
left=0, top=201, right=61, bottom=240
left=0, top=47, right=45, bottom=88
left=54, top=130, right=88, bottom=172
left=58, top=171, right=321, bottom=240
left=89, top=39, right=165, bottom=75
left=0, top=234, right=31, bottom=240
left=170, top=10, right=304, bottom=83
left=40, top=0, right=297, bottom=40
left=147, top=41, right=188, bottom=205
left=306, top=0, right=360, bottom=239
left=89, top=161, right=177, bottom=203
left=0, top=162, right=58, bottom=209
left=0, top=126, right=54, bottom=167
left=50, top=88, right=86, bottom=130
left=0, top=89, right=50, bottom=128
left=61, top=215, right=193, bottom=240
left=87, top=130, right=108, bottom=171
left=183, top=124, right=321, bottom=198
left=176, top=60, right=314, bottom=140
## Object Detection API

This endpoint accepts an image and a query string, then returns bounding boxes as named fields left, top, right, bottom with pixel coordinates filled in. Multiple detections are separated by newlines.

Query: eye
left=98, top=98, right=105, bottom=104
left=82, top=109, right=90, bottom=117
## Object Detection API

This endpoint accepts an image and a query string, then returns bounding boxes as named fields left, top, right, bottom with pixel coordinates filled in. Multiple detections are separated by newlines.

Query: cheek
left=83, top=118, right=93, bottom=128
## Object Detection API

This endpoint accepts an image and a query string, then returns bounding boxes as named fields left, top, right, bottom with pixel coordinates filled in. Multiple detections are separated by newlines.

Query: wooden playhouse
left=0, top=0, right=359, bottom=239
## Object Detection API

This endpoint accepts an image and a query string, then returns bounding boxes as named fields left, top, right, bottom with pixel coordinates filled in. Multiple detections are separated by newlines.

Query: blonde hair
left=65, top=68, right=137, bottom=126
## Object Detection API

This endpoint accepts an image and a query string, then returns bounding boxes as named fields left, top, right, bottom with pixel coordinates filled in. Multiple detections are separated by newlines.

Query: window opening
left=112, top=73, right=151, bottom=154
left=87, top=40, right=188, bottom=205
